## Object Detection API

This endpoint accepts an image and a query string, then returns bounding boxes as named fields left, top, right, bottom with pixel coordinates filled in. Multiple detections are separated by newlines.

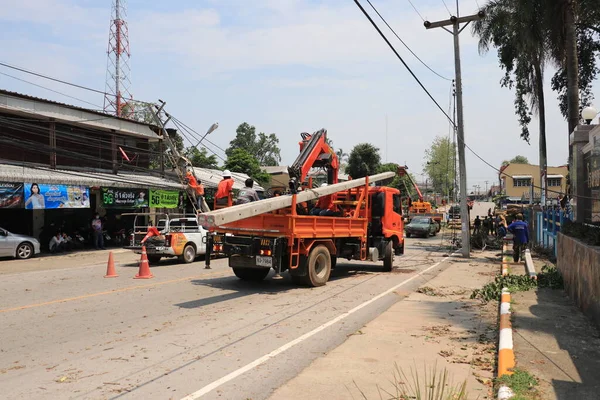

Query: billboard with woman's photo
left=24, top=183, right=90, bottom=209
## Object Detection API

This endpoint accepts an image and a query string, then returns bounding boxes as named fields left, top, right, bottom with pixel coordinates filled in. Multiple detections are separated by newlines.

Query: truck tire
left=179, top=244, right=196, bottom=264
left=305, top=245, right=331, bottom=287
left=382, top=240, right=394, bottom=272
left=233, top=268, right=270, bottom=281
left=148, top=255, right=162, bottom=265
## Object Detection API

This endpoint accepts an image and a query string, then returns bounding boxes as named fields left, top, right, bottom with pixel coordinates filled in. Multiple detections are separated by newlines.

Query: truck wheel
left=179, top=244, right=196, bottom=264
left=148, top=255, right=162, bottom=265
left=233, top=268, right=270, bottom=281
left=382, top=241, right=394, bottom=272
left=305, top=245, right=331, bottom=287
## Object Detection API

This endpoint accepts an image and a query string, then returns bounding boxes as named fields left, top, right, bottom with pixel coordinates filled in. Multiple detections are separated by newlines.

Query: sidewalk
left=511, top=260, right=600, bottom=400
left=269, top=252, right=501, bottom=400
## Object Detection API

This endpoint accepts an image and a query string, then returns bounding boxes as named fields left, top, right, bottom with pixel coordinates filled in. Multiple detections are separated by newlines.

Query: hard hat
left=320, top=183, right=328, bottom=187
left=223, top=169, right=231, bottom=177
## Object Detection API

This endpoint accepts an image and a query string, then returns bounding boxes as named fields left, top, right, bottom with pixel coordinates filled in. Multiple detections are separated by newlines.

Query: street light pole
left=194, top=122, right=219, bottom=148
left=425, top=5, right=484, bottom=258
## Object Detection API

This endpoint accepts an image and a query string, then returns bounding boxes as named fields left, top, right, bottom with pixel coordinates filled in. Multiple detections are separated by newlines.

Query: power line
left=441, top=0, right=453, bottom=16
left=170, top=116, right=228, bottom=155
left=364, top=0, right=452, bottom=81
left=406, top=0, right=425, bottom=21
left=353, top=0, right=455, bottom=126
left=0, top=61, right=106, bottom=95
left=0, top=71, right=104, bottom=109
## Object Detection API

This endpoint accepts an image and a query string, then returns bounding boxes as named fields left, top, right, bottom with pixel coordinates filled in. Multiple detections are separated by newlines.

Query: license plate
left=255, top=256, right=273, bottom=267
left=153, top=246, right=165, bottom=251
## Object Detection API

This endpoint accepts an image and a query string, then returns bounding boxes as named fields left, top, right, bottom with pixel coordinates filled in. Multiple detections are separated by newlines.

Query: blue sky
left=1, top=0, right=594, bottom=191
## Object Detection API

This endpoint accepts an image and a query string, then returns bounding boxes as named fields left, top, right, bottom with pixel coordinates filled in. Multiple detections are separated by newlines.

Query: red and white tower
left=104, top=0, right=132, bottom=117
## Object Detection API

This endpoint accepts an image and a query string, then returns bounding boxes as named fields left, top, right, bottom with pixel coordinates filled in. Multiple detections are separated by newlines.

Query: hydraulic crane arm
left=287, top=129, right=339, bottom=193
left=397, top=165, right=423, bottom=201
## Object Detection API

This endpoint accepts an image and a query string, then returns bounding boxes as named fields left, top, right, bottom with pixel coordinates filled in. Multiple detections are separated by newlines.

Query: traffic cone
left=104, top=252, right=118, bottom=278
left=134, top=246, right=153, bottom=279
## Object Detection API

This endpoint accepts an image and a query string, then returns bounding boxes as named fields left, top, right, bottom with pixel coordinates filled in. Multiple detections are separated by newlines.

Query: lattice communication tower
left=103, top=0, right=132, bottom=117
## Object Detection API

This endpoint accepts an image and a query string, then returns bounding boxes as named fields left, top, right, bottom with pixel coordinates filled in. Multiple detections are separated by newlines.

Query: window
left=547, top=178, right=561, bottom=187
left=513, top=178, right=531, bottom=187
left=392, top=194, right=402, bottom=215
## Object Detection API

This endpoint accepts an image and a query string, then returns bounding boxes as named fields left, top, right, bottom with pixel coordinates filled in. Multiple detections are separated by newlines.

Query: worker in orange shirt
left=186, top=170, right=210, bottom=213
left=215, top=170, right=234, bottom=207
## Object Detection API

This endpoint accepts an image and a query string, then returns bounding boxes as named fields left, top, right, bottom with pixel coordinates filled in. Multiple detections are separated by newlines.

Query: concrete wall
left=557, top=233, right=600, bottom=327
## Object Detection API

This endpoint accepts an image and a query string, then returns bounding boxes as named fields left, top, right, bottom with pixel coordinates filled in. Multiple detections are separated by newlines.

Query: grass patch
left=497, top=368, right=539, bottom=399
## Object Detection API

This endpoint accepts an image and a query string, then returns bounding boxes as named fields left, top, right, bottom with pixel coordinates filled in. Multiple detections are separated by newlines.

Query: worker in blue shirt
left=507, top=213, right=529, bottom=262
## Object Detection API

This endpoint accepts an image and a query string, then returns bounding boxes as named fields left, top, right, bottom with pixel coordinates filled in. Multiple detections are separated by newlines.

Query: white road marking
left=180, top=253, right=456, bottom=399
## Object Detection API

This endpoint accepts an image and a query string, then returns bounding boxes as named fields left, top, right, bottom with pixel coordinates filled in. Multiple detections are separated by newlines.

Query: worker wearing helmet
left=215, top=170, right=234, bottom=207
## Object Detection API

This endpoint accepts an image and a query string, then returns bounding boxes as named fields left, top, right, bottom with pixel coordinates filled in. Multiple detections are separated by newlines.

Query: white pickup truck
left=125, top=214, right=208, bottom=264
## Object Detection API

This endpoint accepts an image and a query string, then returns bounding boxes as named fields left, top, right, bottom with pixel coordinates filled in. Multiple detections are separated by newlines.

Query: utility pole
left=484, top=180, right=489, bottom=197
left=424, top=4, right=484, bottom=258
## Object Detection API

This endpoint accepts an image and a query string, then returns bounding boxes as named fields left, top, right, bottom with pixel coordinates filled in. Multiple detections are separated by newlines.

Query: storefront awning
left=0, top=163, right=183, bottom=190
left=546, top=175, right=564, bottom=179
left=511, top=175, right=532, bottom=179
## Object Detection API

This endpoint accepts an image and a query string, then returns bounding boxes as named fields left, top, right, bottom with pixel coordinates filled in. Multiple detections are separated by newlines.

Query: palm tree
left=336, top=148, right=349, bottom=163
left=473, top=0, right=548, bottom=200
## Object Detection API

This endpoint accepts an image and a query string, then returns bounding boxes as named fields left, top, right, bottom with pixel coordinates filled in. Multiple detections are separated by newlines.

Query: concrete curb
left=501, top=241, right=510, bottom=276
left=524, top=249, right=537, bottom=280
left=497, top=286, right=515, bottom=399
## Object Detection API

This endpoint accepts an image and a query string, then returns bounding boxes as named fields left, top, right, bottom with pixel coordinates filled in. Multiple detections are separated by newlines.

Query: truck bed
left=216, top=213, right=368, bottom=238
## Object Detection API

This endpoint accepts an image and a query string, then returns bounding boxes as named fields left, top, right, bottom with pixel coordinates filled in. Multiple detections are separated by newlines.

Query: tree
left=345, top=143, right=381, bottom=179
left=423, top=136, right=457, bottom=197
left=184, top=147, right=219, bottom=169
left=509, top=155, right=530, bottom=164
left=473, top=0, right=548, bottom=201
left=336, top=148, right=349, bottom=163
left=377, top=163, right=416, bottom=197
left=226, top=123, right=282, bottom=166
left=224, top=148, right=270, bottom=185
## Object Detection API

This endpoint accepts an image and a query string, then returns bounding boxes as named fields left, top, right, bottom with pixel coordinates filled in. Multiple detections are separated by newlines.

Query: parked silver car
left=0, top=227, right=40, bottom=259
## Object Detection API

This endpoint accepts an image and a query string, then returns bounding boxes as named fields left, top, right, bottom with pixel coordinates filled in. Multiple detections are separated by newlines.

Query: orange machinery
left=205, top=129, right=405, bottom=287
left=397, top=165, right=443, bottom=224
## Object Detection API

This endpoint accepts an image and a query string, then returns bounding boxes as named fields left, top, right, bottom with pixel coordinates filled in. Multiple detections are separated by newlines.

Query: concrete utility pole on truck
left=198, top=129, right=406, bottom=287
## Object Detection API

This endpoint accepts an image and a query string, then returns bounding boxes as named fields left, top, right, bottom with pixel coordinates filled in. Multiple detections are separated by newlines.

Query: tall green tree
left=377, top=163, right=416, bottom=198
left=224, top=148, right=270, bottom=185
left=473, top=0, right=548, bottom=199
left=346, top=143, right=381, bottom=179
left=226, top=123, right=282, bottom=166
left=423, top=136, right=457, bottom=197
left=184, top=147, right=219, bottom=169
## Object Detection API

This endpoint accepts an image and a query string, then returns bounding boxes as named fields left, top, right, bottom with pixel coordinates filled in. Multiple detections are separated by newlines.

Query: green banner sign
left=149, top=189, right=180, bottom=208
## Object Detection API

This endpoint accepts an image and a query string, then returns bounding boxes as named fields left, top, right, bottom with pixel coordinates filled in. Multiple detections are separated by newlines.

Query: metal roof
left=0, top=89, right=159, bottom=140
left=0, top=163, right=183, bottom=190
left=190, top=167, right=265, bottom=191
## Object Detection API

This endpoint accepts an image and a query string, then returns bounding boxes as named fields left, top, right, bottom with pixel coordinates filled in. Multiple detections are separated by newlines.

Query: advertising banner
left=102, top=188, right=149, bottom=208
left=0, top=182, right=24, bottom=208
left=24, top=183, right=90, bottom=209
left=149, top=189, right=180, bottom=209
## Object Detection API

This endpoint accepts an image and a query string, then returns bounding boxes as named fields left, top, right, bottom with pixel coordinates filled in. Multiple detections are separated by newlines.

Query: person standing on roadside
left=91, top=213, right=105, bottom=250
left=508, top=213, right=528, bottom=262
left=473, top=215, right=481, bottom=235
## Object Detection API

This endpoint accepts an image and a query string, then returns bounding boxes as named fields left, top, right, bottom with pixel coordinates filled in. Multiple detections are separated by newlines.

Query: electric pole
left=484, top=180, right=489, bottom=197
left=424, top=4, right=484, bottom=258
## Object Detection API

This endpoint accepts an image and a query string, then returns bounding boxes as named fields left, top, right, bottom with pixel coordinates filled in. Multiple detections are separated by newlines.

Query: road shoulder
left=269, top=251, right=500, bottom=400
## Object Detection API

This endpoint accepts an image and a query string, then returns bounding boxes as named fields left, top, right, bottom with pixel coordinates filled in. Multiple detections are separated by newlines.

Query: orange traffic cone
left=134, top=246, right=153, bottom=279
left=104, top=252, right=118, bottom=278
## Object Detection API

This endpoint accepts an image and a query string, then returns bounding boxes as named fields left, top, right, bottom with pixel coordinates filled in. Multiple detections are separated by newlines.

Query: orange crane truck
left=201, top=129, right=405, bottom=287
left=397, top=165, right=443, bottom=229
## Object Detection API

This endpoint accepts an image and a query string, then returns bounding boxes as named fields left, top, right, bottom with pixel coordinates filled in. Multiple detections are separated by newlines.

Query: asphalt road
left=0, top=237, right=454, bottom=400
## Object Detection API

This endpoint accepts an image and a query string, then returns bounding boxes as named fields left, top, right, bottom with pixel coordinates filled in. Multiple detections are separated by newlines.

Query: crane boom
left=197, top=171, right=394, bottom=229
left=397, top=165, right=423, bottom=201
left=288, top=129, right=338, bottom=193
